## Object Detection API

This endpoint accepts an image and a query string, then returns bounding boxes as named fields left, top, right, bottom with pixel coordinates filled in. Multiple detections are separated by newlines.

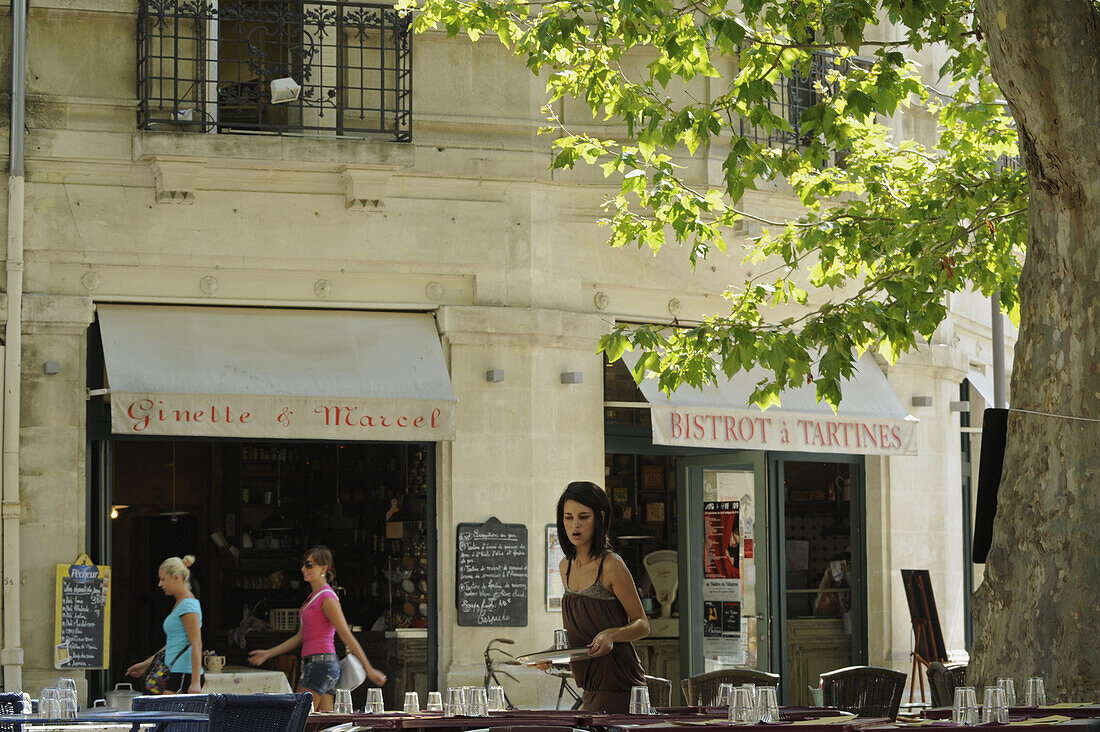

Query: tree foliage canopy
left=400, top=0, right=1028, bottom=408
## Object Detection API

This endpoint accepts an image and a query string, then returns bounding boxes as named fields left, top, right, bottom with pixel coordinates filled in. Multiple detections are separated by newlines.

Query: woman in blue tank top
left=126, top=555, right=204, bottom=694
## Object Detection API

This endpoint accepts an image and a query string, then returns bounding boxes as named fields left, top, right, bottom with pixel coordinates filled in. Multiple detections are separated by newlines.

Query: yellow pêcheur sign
left=54, top=553, right=111, bottom=669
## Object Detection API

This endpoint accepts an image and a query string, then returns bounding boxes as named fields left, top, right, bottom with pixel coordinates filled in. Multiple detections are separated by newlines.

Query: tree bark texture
left=970, top=0, right=1100, bottom=700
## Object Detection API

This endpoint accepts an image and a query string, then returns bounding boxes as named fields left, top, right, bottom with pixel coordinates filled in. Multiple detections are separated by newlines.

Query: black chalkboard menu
left=54, top=554, right=111, bottom=669
left=456, top=517, right=528, bottom=626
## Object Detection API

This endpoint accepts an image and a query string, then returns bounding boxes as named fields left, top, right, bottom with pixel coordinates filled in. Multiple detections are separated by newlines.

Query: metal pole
left=991, top=291, right=1007, bottom=409
left=2, top=0, right=27, bottom=693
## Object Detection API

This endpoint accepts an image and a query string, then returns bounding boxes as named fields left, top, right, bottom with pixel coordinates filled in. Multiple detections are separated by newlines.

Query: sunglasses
left=301, top=560, right=316, bottom=568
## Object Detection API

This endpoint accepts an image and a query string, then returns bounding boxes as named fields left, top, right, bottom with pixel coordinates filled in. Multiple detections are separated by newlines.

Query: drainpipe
left=991, top=292, right=1006, bottom=409
left=2, top=0, right=27, bottom=693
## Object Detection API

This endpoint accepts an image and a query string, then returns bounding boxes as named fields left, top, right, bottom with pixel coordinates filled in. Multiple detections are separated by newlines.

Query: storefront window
left=108, top=439, right=432, bottom=708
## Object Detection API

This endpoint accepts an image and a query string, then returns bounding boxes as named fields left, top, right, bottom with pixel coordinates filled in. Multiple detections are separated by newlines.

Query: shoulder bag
left=142, top=644, right=191, bottom=694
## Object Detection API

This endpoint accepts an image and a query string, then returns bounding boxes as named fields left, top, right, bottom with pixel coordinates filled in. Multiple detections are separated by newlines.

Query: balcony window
left=138, top=0, right=412, bottom=141
left=741, top=50, right=871, bottom=157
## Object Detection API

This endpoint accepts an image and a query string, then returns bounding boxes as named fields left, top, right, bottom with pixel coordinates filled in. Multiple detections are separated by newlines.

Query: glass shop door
left=678, top=452, right=771, bottom=680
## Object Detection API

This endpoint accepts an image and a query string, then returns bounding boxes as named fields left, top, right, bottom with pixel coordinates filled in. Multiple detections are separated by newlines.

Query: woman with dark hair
left=248, top=545, right=386, bottom=710
left=549, top=481, right=650, bottom=713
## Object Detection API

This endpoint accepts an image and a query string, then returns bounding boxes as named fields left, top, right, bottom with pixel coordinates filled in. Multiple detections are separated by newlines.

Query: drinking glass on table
left=466, top=687, right=489, bottom=717
left=953, top=687, right=978, bottom=725
left=366, top=687, right=385, bottom=714
left=983, top=686, right=1008, bottom=724
left=629, top=685, right=652, bottom=715
left=741, top=683, right=757, bottom=708
left=57, top=689, right=78, bottom=719
left=729, top=687, right=757, bottom=724
left=487, top=685, right=507, bottom=712
left=334, top=689, right=353, bottom=715
left=404, top=692, right=420, bottom=713
left=56, top=678, right=78, bottom=718
left=426, top=691, right=444, bottom=712
left=1025, top=677, right=1046, bottom=706
left=756, top=686, right=780, bottom=724
left=997, top=678, right=1017, bottom=707
left=38, top=688, right=59, bottom=720
left=445, top=687, right=466, bottom=716
left=717, top=683, right=735, bottom=708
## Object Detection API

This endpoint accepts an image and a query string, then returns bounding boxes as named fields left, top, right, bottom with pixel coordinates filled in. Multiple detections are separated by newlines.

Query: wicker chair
left=820, top=666, right=907, bottom=719
left=645, top=674, right=673, bottom=707
left=206, top=693, right=312, bottom=732
left=0, top=692, right=26, bottom=732
left=681, top=668, right=781, bottom=706
left=132, top=692, right=211, bottom=732
left=926, top=662, right=967, bottom=707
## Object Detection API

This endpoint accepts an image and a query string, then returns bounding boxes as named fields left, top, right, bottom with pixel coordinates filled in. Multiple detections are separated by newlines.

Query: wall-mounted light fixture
left=560, top=371, right=583, bottom=384
left=950, top=400, right=971, bottom=412
left=486, top=369, right=505, bottom=383
left=43, top=361, right=60, bottom=375
left=270, top=77, right=301, bottom=104
left=911, top=396, right=933, bottom=407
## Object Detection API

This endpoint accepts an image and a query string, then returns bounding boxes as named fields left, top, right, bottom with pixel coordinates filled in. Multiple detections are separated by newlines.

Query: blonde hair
left=160, top=555, right=196, bottom=588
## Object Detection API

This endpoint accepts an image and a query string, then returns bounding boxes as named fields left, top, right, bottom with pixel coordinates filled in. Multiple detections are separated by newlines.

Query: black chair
left=132, top=692, right=211, bottom=732
left=681, top=668, right=781, bottom=706
left=0, top=692, right=26, bottom=732
left=206, top=693, right=312, bottom=732
left=926, top=662, right=967, bottom=707
left=644, top=674, right=673, bottom=707
left=820, top=665, right=907, bottom=719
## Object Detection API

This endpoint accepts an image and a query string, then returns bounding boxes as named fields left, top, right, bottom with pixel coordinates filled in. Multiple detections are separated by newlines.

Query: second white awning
left=98, top=305, right=456, bottom=441
left=621, top=350, right=917, bottom=456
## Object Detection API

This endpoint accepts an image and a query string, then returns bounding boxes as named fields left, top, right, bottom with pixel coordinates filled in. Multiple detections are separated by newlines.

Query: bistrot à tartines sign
left=650, top=406, right=917, bottom=456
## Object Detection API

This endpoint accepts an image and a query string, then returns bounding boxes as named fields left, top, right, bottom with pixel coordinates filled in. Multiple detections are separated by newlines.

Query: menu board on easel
left=54, top=554, right=111, bottom=669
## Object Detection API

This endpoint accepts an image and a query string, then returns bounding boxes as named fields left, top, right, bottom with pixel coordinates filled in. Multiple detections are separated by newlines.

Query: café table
left=304, top=706, right=868, bottom=732
left=0, top=710, right=209, bottom=732
left=865, top=716, right=1100, bottom=732
left=0, top=722, right=145, bottom=726
left=591, top=713, right=889, bottom=732
left=202, top=665, right=294, bottom=694
left=305, top=710, right=590, bottom=732
left=919, top=706, right=1100, bottom=721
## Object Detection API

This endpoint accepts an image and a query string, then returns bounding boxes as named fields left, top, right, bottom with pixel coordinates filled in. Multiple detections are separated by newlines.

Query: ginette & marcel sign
left=112, top=392, right=455, bottom=441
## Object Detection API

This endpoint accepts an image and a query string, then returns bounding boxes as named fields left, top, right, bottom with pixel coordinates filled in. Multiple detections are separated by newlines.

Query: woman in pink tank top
left=249, top=545, right=387, bottom=710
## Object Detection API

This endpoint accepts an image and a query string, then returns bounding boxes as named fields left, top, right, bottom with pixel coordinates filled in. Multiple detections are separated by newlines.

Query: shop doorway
left=94, top=438, right=437, bottom=709
left=774, top=456, right=866, bottom=705
left=678, top=453, right=771, bottom=682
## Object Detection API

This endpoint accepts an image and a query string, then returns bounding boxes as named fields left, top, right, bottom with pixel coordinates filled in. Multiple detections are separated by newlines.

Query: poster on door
left=703, top=501, right=744, bottom=663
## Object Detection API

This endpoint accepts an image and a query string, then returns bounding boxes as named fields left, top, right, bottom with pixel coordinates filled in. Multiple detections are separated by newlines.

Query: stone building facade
left=0, top=0, right=1013, bottom=707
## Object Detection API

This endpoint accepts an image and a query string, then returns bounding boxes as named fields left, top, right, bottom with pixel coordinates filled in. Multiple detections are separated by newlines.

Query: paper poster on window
left=704, top=500, right=741, bottom=580
left=703, top=501, right=744, bottom=664
left=546, top=525, right=566, bottom=612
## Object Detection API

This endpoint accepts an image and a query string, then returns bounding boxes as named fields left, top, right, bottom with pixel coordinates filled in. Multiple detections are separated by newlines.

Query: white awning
left=98, top=305, right=456, bottom=441
left=966, top=369, right=997, bottom=407
left=621, top=350, right=917, bottom=456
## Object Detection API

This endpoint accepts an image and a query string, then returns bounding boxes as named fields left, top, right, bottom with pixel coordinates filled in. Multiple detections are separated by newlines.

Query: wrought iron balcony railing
left=740, top=50, right=872, bottom=158
left=138, top=0, right=412, bottom=141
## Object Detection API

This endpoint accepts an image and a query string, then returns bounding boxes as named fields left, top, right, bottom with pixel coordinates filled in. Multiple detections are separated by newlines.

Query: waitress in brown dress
left=553, top=481, right=650, bottom=713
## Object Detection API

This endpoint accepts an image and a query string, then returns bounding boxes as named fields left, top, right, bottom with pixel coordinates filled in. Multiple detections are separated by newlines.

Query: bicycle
left=483, top=638, right=519, bottom=708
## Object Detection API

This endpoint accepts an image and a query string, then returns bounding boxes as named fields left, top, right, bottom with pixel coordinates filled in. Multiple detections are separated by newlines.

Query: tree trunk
left=969, top=0, right=1100, bottom=700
